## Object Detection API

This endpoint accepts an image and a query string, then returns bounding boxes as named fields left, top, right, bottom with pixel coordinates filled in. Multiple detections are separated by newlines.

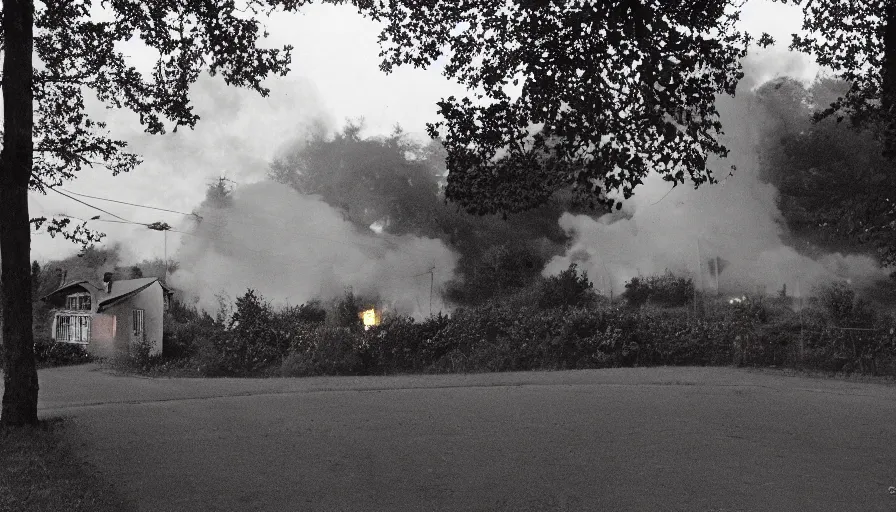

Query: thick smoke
left=170, top=181, right=457, bottom=318
left=544, top=54, right=890, bottom=300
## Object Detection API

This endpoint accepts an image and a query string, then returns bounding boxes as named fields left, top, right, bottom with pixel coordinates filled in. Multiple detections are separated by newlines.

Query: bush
left=163, top=310, right=218, bottom=359
left=280, top=325, right=363, bottom=377
left=212, top=290, right=285, bottom=374
left=359, top=314, right=451, bottom=374
left=623, top=271, right=694, bottom=308
left=120, top=338, right=165, bottom=373
left=537, top=264, right=596, bottom=309
left=332, top=290, right=364, bottom=329
left=33, top=337, right=92, bottom=368
left=121, top=280, right=896, bottom=379
left=811, top=281, right=876, bottom=328
left=445, top=244, right=547, bottom=304
left=194, top=334, right=229, bottom=377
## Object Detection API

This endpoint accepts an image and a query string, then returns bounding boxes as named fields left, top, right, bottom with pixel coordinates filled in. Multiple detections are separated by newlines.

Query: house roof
left=41, top=277, right=174, bottom=311
left=39, top=280, right=101, bottom=301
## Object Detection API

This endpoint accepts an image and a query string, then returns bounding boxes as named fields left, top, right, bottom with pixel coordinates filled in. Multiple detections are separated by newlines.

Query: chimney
left=103, top=272, right=114, bottom=293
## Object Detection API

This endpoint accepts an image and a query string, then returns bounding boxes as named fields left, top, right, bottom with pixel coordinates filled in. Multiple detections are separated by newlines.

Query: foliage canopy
left=358, top=0, right=757, bottom=214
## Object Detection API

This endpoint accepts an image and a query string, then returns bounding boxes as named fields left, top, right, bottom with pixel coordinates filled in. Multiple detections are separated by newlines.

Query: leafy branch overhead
left=773, top=1, right=896, bottom=154
left=18, top=0, right=307, bottom=244
left=358, top=0, right=756, bottom=214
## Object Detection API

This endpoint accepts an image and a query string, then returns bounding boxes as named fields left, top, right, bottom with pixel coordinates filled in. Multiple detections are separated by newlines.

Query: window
left=55, top=315, right=90, bottom=344
left=132, top=309, right=145, bottom=338
left=65, top=293, right=91, bottom=311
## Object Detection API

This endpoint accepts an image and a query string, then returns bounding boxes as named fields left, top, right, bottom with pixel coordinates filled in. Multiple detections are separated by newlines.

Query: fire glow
left=361, top=308, right=380, bottom=330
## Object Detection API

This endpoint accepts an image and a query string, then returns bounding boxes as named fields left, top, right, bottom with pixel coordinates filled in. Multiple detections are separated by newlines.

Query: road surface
left=12, top=365, right=896, bottom=511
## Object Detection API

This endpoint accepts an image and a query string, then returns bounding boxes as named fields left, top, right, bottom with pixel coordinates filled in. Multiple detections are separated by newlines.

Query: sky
left=29, top=0, right=812, bottom=264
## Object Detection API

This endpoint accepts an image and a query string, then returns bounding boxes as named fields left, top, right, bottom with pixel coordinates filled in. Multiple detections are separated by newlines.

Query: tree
left=781, top=0, right=896, bottom=154
left=270, top=122, right=446, bottom=236
left=269, top=121, right=573, bottom=304
left=358, top=1, right=757, bottom=215
left=1, top=0, right=304, bottom=426
left=772, top=0, right=896, bottom=265
left=756, top=77, right=896, bottom=264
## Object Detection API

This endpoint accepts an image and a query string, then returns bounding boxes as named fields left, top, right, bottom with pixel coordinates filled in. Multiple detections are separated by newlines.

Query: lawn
left=0, top=418, right=128, bottom=512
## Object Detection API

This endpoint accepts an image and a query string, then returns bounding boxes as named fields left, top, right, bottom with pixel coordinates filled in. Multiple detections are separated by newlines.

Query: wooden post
left=797, top=279, right=804, bottom=364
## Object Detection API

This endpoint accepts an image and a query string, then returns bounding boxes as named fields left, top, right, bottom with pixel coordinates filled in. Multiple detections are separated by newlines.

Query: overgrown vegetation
left=122, top=267, right=896, bottom=379
left=622, top=271, right=695, bottom=308
left=0, top=337, right=93, bottom=371
left=33, top=338, right=93, bottom=369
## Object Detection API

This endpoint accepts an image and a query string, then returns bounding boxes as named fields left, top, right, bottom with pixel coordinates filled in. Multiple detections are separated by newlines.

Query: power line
left=53, top=182, right=448, bottom=258
left=47, top=184, right=413, bottom=255
left=58, top=214, right=139, bottom=226
left=44, top=181, right=445, bottom=268
left=45, top=185, right=139, bottom=224
left=59, top=189, right=201, bottom=219
left=53, top=208, right=440, bottom=287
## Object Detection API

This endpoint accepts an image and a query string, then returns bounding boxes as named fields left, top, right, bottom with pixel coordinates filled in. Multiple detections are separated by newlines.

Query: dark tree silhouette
left=756, top=77, right=896, bottom=266
left=356, top=0, right=757, bottom=215
left=768, top=1, right=896, bottom=265
left=781, top=0, right=896, bottom=154
left=1, top=0, right=303, bottom=426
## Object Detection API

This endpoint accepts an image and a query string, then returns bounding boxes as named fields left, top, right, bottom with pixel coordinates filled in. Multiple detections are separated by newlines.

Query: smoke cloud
left=170, top=181, right=457, bottom=318
left=544, top=53, right=890, bottom=300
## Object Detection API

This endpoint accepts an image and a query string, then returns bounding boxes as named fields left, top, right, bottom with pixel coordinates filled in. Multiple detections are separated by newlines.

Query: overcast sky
left=30, top=0, right=813, bottom=264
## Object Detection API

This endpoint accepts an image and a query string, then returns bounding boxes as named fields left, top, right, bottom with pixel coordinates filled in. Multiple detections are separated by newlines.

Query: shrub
left=446, top=244, right=546, bottom=304
left=33, top=337, right=92, bottom=368
left=332, top=290, right=363, bottom=329
left=122, top=338, right=164, bottom=373
left=116, top=279, right=896, bottom=379
left=163, top=310, right=218, bottom=359
left=359, top=313, right=451, bottom=374
left=623, top=271, right=694, bottom=308
left=811, top=281, right=876, bottom=328
left=293, top=300, right=327, bottom=324
left=213, top=290, right=284, bottom=374
left=280, top=325, right=363, bottom=377
left=194, top=335, right=228, bottom=377
left=538, top=263, right=596, bottom=309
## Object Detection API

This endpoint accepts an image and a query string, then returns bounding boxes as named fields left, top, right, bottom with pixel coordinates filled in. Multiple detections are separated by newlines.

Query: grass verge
left=0, top=418, right=129, bottom=512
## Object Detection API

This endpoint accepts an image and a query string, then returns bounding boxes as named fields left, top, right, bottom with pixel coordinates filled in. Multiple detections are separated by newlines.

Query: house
left=41, top=272, right=173, bottom=359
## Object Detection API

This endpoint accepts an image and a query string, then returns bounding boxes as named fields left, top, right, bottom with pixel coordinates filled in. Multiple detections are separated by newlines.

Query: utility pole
left=714, top=256, right=721, bottom=297
left=694, top=237, right=701, bottom=321
left=429, top=266, right=435, bottom=317
left=147, top=221, right=172, bottom=283
left=796, top=278, right=805, bottom=364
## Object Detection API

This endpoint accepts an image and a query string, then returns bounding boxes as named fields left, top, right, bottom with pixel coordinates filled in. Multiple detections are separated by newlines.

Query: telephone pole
left=147, top=221, right=172, bottom=284
left=429, top=266, right=435, bottom=317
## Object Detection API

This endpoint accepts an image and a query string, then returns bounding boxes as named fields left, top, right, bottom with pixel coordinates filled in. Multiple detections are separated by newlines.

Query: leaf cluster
left=14, top=0, right=305, bottom=245
left=359, top=0, right=756, bottom=214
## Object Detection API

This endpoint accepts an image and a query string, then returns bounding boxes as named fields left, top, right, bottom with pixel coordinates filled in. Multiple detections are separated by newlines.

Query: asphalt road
left=14, top=365, right=896, bottom=511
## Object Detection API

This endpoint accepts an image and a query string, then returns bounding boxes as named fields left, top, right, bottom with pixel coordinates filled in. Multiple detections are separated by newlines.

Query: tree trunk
left=1, top=0, right=38, bottom=427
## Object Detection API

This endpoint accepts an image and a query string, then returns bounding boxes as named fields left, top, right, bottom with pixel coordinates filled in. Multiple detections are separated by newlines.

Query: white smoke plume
left=170, top=181, right=457, bottom=318
left=544, top=52, right=890, bottom=300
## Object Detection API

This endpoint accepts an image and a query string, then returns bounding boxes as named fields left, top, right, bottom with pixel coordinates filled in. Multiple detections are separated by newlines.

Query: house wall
left=87, top=314, right=119, bottom=359
left=100, top=282, right=164, bottom=359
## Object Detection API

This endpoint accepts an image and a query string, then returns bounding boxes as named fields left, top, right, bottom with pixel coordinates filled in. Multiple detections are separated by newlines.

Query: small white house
left=41, top=273, right=173, bottom=359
